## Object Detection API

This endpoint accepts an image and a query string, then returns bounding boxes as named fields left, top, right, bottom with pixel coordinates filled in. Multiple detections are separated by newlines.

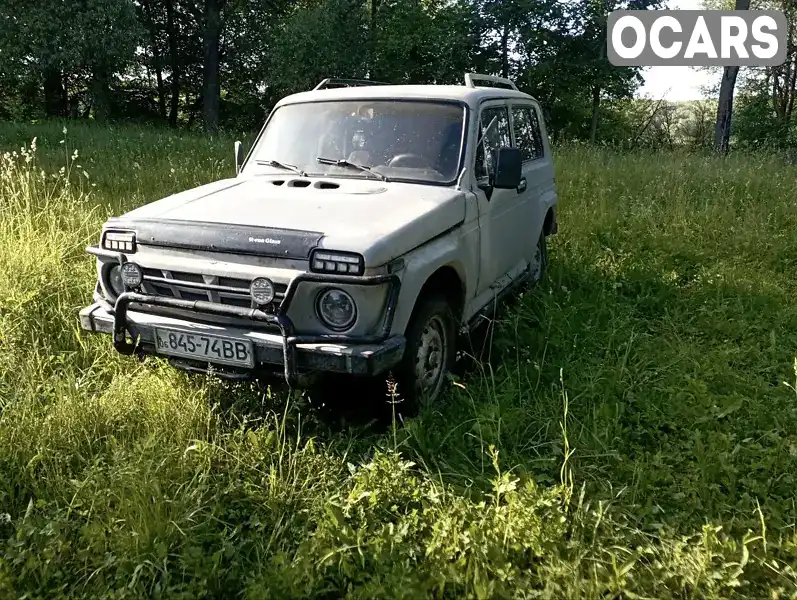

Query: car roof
left=275, top=84, right=538, bottom=109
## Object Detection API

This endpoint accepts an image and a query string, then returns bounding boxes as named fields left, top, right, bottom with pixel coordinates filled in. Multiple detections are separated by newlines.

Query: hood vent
left=275, top=179, right=342, bottom=190
left=315, top=181, right=340, bottom=189
left=267, top=178, right=349, bottom=191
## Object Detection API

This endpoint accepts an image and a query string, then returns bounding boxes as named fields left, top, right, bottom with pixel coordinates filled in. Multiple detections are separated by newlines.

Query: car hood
left=107, top=175, right=466, bottom=266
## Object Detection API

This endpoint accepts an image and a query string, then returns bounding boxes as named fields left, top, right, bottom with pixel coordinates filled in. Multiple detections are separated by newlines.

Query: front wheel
left=394, top=294, right=456, bottom=410
left=531, top=230, right=548, bottom=283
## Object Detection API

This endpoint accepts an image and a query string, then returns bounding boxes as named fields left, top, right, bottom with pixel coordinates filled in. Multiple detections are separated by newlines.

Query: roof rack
left=313, top=78, right=391, bottom=91
left=464, top=73, right=518, bottom=91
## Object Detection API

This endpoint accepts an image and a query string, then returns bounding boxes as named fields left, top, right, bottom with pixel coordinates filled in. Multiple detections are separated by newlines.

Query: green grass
left=1, top=120, right=797, bottom=598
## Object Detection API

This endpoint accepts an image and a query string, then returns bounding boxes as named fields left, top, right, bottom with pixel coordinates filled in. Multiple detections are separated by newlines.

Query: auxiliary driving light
left=309, top=250, right=364, bottom=276
left=120, top=262, right=143, bottom=288
left=102, top=230, right=136, bottom=253
left=250, top=277, right=275, bottom=305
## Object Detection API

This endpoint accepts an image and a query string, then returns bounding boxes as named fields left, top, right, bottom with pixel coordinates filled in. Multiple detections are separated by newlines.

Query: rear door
left=508, top=101, right=554, bottom=263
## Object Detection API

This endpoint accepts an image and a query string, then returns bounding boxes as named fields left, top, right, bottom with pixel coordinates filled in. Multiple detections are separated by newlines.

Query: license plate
left=153, top=328, right=254, bottom=368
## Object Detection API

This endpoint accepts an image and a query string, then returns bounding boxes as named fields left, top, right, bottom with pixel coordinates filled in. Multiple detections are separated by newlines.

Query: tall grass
left=1, top=121, right=796, bottom=598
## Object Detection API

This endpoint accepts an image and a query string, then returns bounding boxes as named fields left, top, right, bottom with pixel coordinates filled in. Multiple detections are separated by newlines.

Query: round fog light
left=316, top=288, right=356, bottom=331
left=120, top=262, right=143, bottom=288
left=250, top=277, right=275, bottom=305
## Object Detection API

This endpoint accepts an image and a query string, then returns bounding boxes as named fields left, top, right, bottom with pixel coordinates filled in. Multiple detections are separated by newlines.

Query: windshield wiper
left=255, top=159, right=307, bottom=177
left=316, top=156, right=388, bottom=182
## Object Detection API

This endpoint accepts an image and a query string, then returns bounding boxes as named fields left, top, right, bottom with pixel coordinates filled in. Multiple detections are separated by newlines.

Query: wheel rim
left=414, top=314, right=448, bottom=400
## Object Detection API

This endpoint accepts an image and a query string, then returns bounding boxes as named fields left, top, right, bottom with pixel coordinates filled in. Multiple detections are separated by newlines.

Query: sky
left=637, top=65, right=716, bottom=101
left=635, top=0, right=717, bottom=101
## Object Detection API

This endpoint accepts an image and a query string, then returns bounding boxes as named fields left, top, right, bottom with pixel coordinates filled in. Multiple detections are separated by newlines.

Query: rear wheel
left=394, top=294, right=456, bottom=410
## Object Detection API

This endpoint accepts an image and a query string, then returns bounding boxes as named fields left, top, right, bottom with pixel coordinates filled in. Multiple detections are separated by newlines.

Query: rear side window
left=475, top=105, right=512, bottom=179
left=511, top=106, right=544, bottom=162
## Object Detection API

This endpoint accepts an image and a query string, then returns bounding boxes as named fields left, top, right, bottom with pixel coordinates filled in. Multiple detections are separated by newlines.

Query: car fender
left=389, top=227, right=471, bottom=336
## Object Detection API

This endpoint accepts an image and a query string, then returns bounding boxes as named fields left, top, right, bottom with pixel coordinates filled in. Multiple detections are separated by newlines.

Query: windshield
left=246, top=100, right=466, bottom=184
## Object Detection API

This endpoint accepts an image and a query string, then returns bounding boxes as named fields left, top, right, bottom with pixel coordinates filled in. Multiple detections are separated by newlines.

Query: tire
left=394, top=294, right=456, bottom=410
left=531, top=229, right=548, bottom=284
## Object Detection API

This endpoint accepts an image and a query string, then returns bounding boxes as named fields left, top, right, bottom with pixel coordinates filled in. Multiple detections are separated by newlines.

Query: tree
left=575, top=0, right=662, bottom=144
left=0, top=0, right=667, bottom=139
left=0, top=0, right=141, bottom=119
left=137, top=0, right=187, bottom=125
left=265, top=0, right=369, bottom=96
left=372, top=0, right=478, bottom=84
left=80, top=0, right=143, bottom=121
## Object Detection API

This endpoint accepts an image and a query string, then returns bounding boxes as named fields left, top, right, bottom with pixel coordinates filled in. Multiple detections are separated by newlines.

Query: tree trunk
left=67, top=72, right=80, bottom=118
left=154, top=66, right=166, bottom=120
left=20, top=79, right=38, bottom=118
left=713, top=64, right=742, bottom=153
left=141, top=0, right=167, bottom=120
left=369, top=0, right=379, bottom=80
left=91, top=66, right=111, bottom=122
left=187, top=92, right=203, bottom=129
left=714, top=66, right=741, bottom=153
left=63, top=72, right=74, bottom=117
left=202, top=0, right=223, bottom=133
left=589, top=0, right=610, bottom=144
left=166, top=0, right=181, bottom=127
left=713, top=0, right=750, bottom=153
left=500, top=26, right=509, bottom=79
left=779, top=11, right=796, bottom=122
left=43, top=67, right=66, bottom=117
left=787, top=56, right=797, bottom=121
left=589, top=85, right=601, bottom=143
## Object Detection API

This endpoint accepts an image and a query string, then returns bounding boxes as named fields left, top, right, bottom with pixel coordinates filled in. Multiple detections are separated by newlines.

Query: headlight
left=108, top=265, right=124, bottom=296
left=315, top=288, right=357, bottom=331
left=102, top=230, right=137, bottom=253
left=309, top=250, right=364, bottom=276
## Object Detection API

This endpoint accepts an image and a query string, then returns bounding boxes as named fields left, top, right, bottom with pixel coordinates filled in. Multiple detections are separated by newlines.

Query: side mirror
left=234, top=140, right=244, bottom=174
left=491, top=147, right=522, bottom=189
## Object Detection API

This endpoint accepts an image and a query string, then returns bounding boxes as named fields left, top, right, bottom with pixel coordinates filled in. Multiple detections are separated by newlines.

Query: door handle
left=517, top=178, right=527, bottom=193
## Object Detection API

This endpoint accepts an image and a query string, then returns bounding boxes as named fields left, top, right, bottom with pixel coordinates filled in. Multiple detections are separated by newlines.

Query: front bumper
left=79, top=257, right=405, bottom=385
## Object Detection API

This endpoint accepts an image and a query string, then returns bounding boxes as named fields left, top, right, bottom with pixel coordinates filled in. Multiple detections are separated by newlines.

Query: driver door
left=473, top=101, right=530, bottom=298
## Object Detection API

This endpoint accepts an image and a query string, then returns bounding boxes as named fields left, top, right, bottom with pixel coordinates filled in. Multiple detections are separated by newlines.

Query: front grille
left=139, top=268, right=287, bottom=310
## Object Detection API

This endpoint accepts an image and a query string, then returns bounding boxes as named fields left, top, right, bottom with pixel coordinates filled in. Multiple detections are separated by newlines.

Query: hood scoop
left=271, top=179, right=340, bottom=190
left=267, top=177, right=383, bottom=194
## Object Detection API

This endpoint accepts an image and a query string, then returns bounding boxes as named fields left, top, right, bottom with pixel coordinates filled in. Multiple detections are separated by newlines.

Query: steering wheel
left=387, top=153, right=428, bottom=168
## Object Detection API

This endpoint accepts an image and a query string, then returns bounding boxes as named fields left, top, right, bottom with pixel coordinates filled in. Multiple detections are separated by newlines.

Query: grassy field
left=1, top=120, right=797, bottom=598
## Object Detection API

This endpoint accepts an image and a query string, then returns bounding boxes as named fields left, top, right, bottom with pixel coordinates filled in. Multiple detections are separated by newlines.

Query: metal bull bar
left=111, top=262, right=402, bottom=386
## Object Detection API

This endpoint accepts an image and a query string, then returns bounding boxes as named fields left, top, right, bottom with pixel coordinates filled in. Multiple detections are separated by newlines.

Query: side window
left=475, top=105, right=512, bottom=179
left=511, top=105, right=544, bottom=162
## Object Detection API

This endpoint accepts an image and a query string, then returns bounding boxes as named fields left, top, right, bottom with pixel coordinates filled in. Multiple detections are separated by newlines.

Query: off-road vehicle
left=79, top=73, right=559, bottom=405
